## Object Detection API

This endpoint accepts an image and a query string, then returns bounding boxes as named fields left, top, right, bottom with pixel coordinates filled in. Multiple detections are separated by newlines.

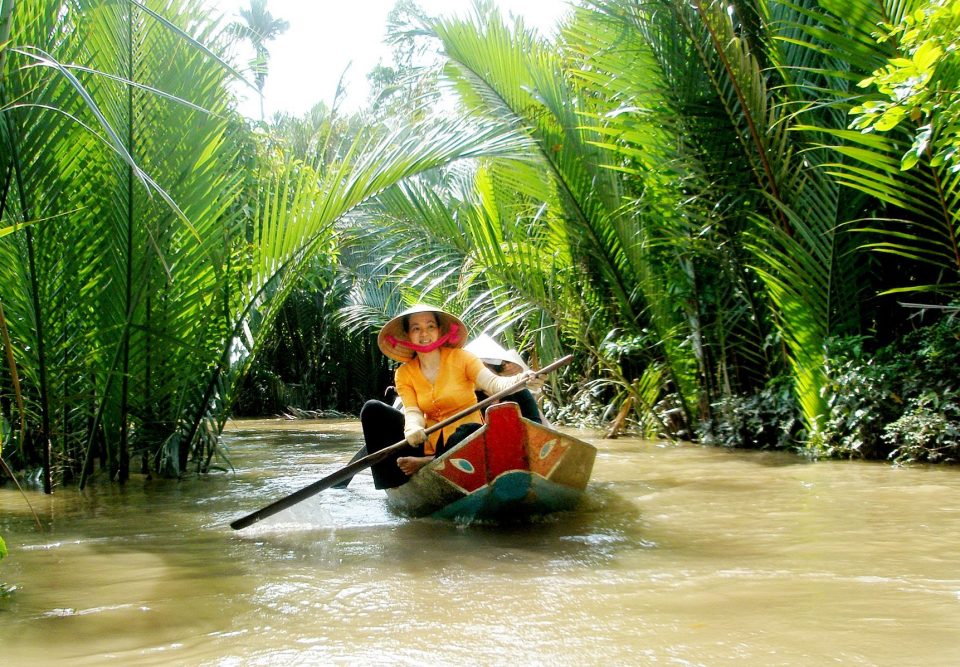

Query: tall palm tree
left=0, top=0, right=532, bottom=489
left=362, top=0, right=924, bottom=447
left=790, top=0, right=959, bottom=298
left=1, top=0, right=249, bottom=485
left=233, top=0, right=289, bottom=120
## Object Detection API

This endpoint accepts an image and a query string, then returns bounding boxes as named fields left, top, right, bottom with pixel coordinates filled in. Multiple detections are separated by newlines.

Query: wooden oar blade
left=330, top=445, right=368, bottom=489
left=229, top=442, right=402, bottom=530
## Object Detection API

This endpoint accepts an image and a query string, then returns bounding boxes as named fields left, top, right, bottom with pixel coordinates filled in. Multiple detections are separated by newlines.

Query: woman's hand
left=404, top=428, right=427, bottom=446
left=513, top=369, right=542, bottom=390
left=522, top=369, right=545, bottom=391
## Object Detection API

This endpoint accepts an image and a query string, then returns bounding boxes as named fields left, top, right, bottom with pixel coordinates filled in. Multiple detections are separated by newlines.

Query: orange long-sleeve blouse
left=394, top=347, right=486, bottom=455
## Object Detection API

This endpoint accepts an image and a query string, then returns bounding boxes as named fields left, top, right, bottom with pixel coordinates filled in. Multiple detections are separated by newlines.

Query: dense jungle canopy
left=1, top=0, right=959, bottom=493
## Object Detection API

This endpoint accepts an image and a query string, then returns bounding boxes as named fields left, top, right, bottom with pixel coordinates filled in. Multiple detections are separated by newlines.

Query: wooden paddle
left=229, top=354, right=573, bottom=530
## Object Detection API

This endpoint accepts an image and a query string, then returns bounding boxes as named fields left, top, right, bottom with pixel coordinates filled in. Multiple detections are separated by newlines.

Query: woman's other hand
left=518, top=369, right=540, bottom=386
left=524, top=369, right=545, bottom=391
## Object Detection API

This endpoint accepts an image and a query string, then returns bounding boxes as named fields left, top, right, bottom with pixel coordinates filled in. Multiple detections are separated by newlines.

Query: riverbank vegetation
left=1, top=0, right=958, bottom=492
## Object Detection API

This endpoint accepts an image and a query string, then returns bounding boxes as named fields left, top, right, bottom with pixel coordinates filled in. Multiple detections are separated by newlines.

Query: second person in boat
left=464, top=333, right=547, bottom=425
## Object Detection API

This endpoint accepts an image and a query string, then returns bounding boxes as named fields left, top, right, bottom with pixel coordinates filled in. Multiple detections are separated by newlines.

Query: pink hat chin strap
left=387, top=323, right=461, bottom=355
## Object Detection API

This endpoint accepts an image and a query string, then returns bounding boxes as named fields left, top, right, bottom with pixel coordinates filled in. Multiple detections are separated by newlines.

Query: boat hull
left=385, top=402, right=597, bottom=521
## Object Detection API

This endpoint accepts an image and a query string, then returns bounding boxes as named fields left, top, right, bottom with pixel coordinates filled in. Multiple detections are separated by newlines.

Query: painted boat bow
left=385, top=402, right=597, bottom=521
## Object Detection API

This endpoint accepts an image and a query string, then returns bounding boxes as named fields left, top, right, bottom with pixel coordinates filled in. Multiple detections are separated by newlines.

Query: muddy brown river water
left=1, top=418, right=959, bottom=665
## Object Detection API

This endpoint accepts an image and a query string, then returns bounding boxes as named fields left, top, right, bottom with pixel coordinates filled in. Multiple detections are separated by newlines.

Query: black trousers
left=359, top=400, right=481, bottom=489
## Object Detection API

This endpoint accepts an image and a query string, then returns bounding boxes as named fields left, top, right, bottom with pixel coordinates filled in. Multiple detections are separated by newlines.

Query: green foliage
left=366, top=0, right=439, bottom=122
left=330, top=0, right=955, bottom=455
left=4, top=0, right=959, bottom=478
left=817, top=337, right=902, bottom=458
left=0, top=534, right=9, bottom=599
left=850, top=0, right=960, bottom=171
left=232, top=264, right=388, bottom=415
left=800, top=0, right=960, bottom=296
left=883, top=391, right=960, bottom=463
left=818, top=316, right=960, bottom=461
left=552, top=378, right=613, bottom=429
left=708, top=376, right=804, bottom=450
left=231, top=0, right=289, bottom=118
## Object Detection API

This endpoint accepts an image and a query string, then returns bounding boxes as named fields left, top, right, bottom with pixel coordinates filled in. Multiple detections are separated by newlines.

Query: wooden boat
left=385, top=402, right=597, bottom=521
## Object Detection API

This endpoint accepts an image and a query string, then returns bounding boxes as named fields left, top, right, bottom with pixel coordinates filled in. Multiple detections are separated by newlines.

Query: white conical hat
left=464, top=333, right=528, bottom=370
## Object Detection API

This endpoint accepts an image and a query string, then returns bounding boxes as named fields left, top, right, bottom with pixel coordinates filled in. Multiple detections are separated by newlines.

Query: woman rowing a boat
left=360, top=304, right=534, bottom=489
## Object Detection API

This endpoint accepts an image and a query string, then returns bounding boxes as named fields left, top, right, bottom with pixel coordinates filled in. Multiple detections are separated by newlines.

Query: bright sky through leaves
left=212, top=0, right=569, bottom=118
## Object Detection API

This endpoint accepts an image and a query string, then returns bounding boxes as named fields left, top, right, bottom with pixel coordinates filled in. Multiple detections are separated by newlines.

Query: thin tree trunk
left=605, top=396, right=634, bottom=439
left=1, top=105, right=53, bottom=493
left=118, top=2, right=137, bottom=484
left=2, top=0, right=53, bottom=489
left=0, top=299, right=24, bottom=447
left=25, top=229, right=51, bottom=492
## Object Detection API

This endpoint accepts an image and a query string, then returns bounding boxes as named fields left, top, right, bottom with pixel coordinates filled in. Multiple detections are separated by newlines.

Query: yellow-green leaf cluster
left=850, top=0, right=960, bottom=171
